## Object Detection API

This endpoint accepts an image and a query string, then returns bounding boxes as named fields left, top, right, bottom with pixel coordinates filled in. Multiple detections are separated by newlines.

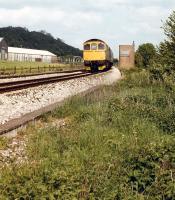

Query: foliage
left=0, top=137, right=9, bottom=149
left=0, top=69, right=175, bottom=199
left=135, top=51, right=143, bottom=68
left=149, top=63, right=175, bottom=86
left=0, top=26, right=82, bottom=56
left=113, top=58, right=119, bottom=65
left=157, top=11, right=175, bottom=66
left=135, top=43, right=156, bottom=68
left=149, top=11, right=175, bottom=85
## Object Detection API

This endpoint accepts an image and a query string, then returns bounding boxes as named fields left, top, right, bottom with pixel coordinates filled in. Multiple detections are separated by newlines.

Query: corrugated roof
left=0, top=38, right=4, bottom=42
left=8, top=47, right=56, bottom=56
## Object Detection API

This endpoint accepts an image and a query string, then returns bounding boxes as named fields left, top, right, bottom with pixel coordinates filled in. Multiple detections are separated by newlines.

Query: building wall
left=8, top=53, right=57, bottom=63
left=0, top=38, right=58, bottom=63
left=119, top=44, right=135, bottom=69
left=0, top=39, right=8, bottom=60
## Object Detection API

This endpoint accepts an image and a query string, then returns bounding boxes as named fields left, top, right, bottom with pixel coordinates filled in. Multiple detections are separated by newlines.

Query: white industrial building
left=0, top=37, right=57, bottom=63
left=8, top=47, right=57, bottom=63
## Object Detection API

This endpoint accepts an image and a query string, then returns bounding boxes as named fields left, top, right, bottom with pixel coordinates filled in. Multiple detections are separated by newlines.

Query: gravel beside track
left=0, top=71, right=92, bottom=93
left=0, top=69, right=83, bottom=79
left=0, top=67, right=121, bottom=131
left=0, top=70, right=83, bottom=83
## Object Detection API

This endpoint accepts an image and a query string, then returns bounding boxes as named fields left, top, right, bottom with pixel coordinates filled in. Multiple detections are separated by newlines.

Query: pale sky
left=0, top=0, right=174, bottom=57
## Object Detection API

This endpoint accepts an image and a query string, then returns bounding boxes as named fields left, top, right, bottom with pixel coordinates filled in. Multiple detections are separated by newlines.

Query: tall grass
left=0, top=69, right=175, bottom=199
left=0, top=60, right=83, bottom=75
left=0, top=60, right=64, bottom=69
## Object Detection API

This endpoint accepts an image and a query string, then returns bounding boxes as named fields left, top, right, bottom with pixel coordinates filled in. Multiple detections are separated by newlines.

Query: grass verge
left=0, top=60, right=83, bottom=75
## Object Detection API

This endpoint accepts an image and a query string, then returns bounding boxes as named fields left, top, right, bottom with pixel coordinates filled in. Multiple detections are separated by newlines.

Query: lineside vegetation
left=0, top=60, right=83, bottom=75
left=0, top=60, right=64, bottom=69
left=0, top=66, right=174, bottom=199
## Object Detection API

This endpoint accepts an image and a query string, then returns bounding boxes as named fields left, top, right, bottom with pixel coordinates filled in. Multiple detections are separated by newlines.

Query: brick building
left=119, top=42, right=135, bottom=69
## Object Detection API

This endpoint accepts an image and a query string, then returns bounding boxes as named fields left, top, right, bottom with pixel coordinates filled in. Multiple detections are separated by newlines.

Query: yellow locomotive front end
left=83, top=39, right=113, bottom=72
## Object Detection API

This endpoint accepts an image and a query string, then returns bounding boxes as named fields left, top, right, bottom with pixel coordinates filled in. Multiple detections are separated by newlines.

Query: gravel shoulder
left=0, top=71, right=82, bottom=83
left=0, top=67, right=121, bottom=126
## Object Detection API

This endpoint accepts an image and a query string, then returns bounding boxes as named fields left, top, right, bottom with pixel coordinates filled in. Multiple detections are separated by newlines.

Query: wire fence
left=0, top=63, right=83, bottom=76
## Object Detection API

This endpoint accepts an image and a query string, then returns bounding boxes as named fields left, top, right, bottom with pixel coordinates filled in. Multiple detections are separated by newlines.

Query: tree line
left=0, top=27, right=82, bottom=57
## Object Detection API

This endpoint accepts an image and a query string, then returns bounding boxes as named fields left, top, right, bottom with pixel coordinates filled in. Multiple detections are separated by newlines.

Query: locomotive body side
left=83, top=39, right=113, bottom=72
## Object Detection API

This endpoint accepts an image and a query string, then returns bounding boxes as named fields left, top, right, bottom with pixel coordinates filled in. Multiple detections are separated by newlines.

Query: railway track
left=0, top=69, right=84, bottom=79
left=0, top=70, right=98, bottom=93
left=0, top=68, right=118, bottom=135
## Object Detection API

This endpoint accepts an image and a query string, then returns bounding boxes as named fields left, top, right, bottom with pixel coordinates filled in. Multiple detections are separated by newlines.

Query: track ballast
left=0, top=70, right=99, bottom=93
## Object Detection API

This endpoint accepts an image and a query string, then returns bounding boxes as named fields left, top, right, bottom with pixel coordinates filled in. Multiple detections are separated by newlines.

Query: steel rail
left=0, top=70, right=108, bottom=135
left=0, top=69, right=84, bottom=79
left=0, top=71, right=97, bottom=93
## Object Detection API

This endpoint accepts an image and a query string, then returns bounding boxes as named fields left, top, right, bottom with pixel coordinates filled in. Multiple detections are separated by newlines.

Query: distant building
left=119, top=42, right=135, bottom=69
left=0, top=38, right=8, bottom=60
left=58, top=55, right=83, bottom=63
left=8, top=47, right=58, bottom=63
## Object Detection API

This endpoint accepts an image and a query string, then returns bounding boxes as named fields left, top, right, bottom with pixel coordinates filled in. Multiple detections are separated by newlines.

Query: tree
left=149, top=11, right=175, bottom=84
left=135, top=43, right=156, bottom=68
left=135, top=51, right=144, bottom=68
left=113, top=58, right=119, bottom=65
left=158, top=11, right=175, bottom=66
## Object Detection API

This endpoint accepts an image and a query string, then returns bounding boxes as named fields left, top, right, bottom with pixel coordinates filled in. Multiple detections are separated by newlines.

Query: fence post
left=21, top=66, right=23, bottom=74
left=14, top=66, right=16, bottom=75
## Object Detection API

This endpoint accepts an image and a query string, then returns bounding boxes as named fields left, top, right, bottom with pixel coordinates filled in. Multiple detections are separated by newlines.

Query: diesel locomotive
left=83, top=39, right=113, bottom=72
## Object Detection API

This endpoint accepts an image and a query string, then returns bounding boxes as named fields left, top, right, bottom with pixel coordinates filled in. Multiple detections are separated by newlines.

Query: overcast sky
left=0, top=0, right=175, bottom=57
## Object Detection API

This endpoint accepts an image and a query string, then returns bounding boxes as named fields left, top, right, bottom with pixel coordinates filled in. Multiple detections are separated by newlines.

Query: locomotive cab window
left=84, top=44, right=90, bottom=50
left=91, top=43, right=97, bottom=50
left=98, top=43, right=105, bottom=50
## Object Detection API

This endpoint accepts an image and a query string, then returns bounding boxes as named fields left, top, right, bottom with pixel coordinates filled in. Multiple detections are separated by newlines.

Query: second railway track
left=0, top=71, right=99, bottom=93
left=0, top=69, right=84, bottom=79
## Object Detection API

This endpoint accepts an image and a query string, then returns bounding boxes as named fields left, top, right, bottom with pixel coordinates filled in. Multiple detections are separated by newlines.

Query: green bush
left=124, top=139, right=175, bottom=199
